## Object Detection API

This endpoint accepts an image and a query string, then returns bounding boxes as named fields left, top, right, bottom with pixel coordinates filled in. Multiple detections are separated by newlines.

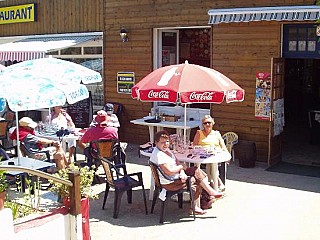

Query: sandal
left=210, top=193, right=224, bottom=199
left=189, top=208, right=207, bottom=215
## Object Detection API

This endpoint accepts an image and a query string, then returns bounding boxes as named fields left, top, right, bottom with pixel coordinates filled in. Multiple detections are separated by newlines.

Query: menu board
left=66, top=92, right=93, bottom=128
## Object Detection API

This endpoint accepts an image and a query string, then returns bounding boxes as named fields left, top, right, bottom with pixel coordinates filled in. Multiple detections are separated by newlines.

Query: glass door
left=154, top=29, right=179, bottom=69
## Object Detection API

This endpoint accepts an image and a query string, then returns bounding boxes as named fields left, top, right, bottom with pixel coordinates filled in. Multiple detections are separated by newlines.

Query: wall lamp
left=120, top=28, right=129, bottom=42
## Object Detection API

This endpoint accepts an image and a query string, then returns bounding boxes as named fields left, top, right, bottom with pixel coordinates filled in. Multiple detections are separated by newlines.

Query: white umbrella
left=0, top=57, right=102, bottom=163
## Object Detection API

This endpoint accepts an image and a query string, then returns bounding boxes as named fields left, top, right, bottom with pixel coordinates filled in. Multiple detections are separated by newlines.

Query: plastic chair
left=149, top=160, right=195, bottom=224
left=95, top=139, right=148, bottom=218
left=222, top=132, right=238, bottom=162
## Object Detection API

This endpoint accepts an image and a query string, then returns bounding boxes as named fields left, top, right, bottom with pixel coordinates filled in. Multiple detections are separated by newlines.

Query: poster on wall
left=255, top=72, right=271, bottom=120
left=273, top=98, right=285, bottom=136
left=117, top=72, right=135, bottom=94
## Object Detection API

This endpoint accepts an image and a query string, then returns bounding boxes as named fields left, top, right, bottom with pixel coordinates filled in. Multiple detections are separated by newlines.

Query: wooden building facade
left=1, top=0, right=319, bottom=165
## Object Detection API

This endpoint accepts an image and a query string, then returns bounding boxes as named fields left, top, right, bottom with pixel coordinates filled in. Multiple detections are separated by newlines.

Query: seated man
left=90, top=103, right=120, bottom=128
left=10, top=117, right=68, bottom=170
left=79, top=110, right=119, bottom=169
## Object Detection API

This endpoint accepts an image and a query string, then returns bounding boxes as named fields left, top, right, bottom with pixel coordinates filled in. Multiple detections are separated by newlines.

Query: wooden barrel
left=234, top=140, right=256, bottom=168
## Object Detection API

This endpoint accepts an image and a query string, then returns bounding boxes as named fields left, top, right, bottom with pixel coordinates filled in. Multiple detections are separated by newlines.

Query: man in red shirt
left=79, top=110, right=118, bottom=169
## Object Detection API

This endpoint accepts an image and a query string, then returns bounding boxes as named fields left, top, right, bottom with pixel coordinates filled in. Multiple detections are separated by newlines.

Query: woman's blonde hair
left=202, top=115, right=215, bottom=124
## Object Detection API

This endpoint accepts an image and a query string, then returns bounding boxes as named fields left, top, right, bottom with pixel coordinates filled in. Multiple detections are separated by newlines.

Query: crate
left=162, top=115, right=180, bottom=122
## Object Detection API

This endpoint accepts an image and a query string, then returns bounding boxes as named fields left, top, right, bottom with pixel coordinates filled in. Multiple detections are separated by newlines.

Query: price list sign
left=117, top=72, right=135, bottom=94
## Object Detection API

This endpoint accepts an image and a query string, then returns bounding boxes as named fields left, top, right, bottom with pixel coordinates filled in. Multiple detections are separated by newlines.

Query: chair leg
left=177, top=193, right=183, bottom=208
left=160, top=200, right=167, bottom=224
left=113, top=190, right=125, bottom=218
left=141, top=185, right=148, bottom=215
left=102, top=184, right=110, bottom=210
left=151, top=188, right=159, bottom=213
left=126, top=189, right=133, bottom=204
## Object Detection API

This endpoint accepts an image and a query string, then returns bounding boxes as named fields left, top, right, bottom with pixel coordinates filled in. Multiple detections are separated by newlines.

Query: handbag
left=56, top=129, right=70, bottom=137
left=200, top=189, right=214, bottom=209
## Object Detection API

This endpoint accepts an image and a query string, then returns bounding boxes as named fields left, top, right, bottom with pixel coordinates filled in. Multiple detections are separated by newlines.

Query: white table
left=130, top=118, right=201, bottom=143
left=174, top=151, right=231, bottom=191
left=0, top=157, right=55, bottom=192
left=147, top=149, right=231, bottom=200
left=35, top=131, right=81, bottom=152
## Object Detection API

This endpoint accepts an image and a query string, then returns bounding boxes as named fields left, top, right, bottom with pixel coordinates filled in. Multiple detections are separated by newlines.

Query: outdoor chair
left=0, top=120, right=17, bottom=158
left=149, top=160, right=195, bottom=224
left=19, top=141, right=51, bottom=163
left=1, top=110, right=15, bottom=130
left=222, top=132, right=238, bottom=162
left=95, top=139, right=148, bottom=218
left=103, top=102, right=123, bottom=119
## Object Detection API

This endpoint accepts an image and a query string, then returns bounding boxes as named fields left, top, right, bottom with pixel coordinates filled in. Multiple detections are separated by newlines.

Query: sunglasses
left=203, top=122, right=212, bottom=125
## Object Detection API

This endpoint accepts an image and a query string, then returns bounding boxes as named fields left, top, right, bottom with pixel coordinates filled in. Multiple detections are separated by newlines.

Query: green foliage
left=0, top=170, right=8, bottom=192
left=49, top=164, right=97, bottom=199
left=4, top=201, right=37, bottom=220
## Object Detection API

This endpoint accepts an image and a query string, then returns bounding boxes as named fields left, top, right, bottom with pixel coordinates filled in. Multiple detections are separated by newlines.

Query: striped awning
left=208, top=5, right=320, bottom=24
left=0, top=33, right=101, bottom=61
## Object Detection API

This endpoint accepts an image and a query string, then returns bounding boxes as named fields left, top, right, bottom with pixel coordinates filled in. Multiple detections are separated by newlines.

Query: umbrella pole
left=183, top=104, right=187, bottom=145
left=15, top=111, right=22, bottom=165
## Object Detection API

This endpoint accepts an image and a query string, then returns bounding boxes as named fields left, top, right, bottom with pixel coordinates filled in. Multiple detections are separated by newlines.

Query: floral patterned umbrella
left=0, top=57, right=102, bottom=162
left=0, top=57, right=102, bottom=111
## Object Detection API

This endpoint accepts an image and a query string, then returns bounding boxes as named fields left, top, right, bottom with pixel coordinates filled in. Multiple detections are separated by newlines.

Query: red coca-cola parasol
left=131, top=61, right=245, bottom=143
left=131, top=61, right=244, bottom=104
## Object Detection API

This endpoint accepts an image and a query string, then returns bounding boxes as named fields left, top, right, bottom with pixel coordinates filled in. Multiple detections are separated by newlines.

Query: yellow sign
left=117, top=72, right=135, bottom=94
left=0, top=4, right=37, bottom=25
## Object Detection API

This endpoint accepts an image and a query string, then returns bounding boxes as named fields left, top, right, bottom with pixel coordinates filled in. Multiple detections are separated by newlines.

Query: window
left=283, top=24, right=320, bottom=58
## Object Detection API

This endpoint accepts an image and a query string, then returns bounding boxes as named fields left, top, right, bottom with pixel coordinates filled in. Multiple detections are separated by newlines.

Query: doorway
left=282, top=58, right=320, bottom=166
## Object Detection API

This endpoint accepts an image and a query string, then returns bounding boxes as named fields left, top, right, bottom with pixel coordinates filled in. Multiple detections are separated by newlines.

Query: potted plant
left=0, top=170, right=8, bottom=211
left=49, top=163, right=97, bottom=201
left=49, top=163, right=97, bottom=240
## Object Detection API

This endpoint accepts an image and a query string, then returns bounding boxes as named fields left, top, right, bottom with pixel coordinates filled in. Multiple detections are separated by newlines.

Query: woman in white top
left=49, top=106, right=76, bottom=162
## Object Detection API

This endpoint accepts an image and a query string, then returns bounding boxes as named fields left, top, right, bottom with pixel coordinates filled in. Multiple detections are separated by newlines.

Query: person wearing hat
left=79, top=110, right=118, bottom=169
left=90, top=103, right=120, bottom=128
left=10, top=117, right=68, bottom=170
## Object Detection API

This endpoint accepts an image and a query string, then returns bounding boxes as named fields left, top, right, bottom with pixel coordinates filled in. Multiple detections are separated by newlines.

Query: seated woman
left=193, top=115, right=229, bottom=190
left=150, top=130, right=223, bottom=215
left=10, top=117, right=68, bottom=170
left=48, top=106, right=77, bottom=162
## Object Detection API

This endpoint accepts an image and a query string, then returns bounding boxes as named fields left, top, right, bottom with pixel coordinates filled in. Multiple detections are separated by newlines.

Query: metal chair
left=149, top=160, right=195, bottom=224
left=222, top=132, right=238, bottom=162
left=95, top=139, right=148, bottom=218
left=19, top=141, right=51, bottom=162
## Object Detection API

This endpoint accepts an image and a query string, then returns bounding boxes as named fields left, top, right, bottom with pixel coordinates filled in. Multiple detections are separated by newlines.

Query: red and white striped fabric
left=0, top=51, right=45, bottom=62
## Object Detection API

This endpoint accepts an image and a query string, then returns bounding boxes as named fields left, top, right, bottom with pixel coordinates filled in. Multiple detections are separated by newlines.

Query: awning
left=0, top=33, right=101, bottom=61
left=208, top=5, right=320, bottom=24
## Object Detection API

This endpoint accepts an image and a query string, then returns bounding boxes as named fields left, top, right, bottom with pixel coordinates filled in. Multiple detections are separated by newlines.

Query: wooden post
left=68, top=171, right=81, bottom=215
left=68, top=171, right=82, bottom=240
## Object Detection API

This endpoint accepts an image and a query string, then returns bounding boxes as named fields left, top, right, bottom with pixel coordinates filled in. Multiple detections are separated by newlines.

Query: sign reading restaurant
left=0, top=4, right=37, bottom=25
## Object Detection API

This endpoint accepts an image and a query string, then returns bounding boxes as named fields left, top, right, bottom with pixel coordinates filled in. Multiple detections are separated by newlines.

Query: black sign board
left=66, top=92, right=93, bottom=128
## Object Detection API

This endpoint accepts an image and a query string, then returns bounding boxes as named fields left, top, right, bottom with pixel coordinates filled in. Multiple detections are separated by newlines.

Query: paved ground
left=88, top=144, right=320, bottom=240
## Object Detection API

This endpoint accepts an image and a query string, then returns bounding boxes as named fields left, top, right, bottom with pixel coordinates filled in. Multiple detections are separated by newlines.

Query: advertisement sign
left=0, top=4, right=37, bottom=25
left=255, top=72, right=271, bottom=120
left=117, top=72, right=135, bottom=94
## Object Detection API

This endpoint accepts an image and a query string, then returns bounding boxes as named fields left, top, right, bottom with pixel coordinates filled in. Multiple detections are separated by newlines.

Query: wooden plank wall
left=104, top=0, right=315, bottom=161
left=211, top=22, right=281, bottom=161
left=0, top=0, right=103, bottom=36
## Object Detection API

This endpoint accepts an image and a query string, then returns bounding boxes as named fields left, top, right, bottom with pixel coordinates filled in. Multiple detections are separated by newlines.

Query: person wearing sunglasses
left=150, top=130, right=223, bottom=215
left=193, top=115, right=228, bottom=191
